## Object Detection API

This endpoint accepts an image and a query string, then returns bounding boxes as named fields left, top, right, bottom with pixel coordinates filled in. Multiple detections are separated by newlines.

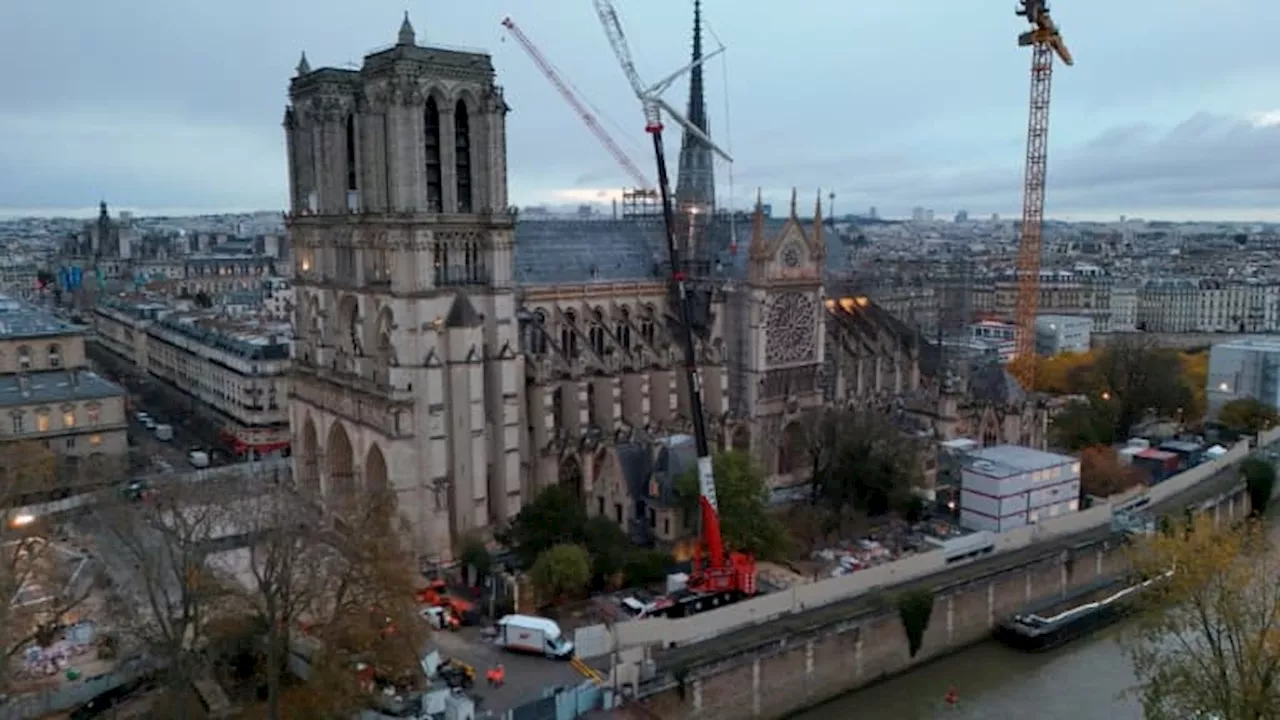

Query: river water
left=794, top=626, right=1142, bottom=720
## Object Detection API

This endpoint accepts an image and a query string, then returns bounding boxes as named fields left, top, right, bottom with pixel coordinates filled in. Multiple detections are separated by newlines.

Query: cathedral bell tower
left=284, top=14, right=524, bottom=564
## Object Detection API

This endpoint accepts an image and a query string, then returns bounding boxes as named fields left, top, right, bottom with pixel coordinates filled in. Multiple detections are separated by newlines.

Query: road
left=656, top=443, right=1259, bottom=671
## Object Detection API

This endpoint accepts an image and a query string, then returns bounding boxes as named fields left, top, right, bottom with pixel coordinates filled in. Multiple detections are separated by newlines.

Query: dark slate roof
left=615, top=434, right=696, bottom=508
left=0, top=370, right=124, bottom=409
left=444, top=292, right=483, bottom=328
left=514, top=220, right=666, bottom=285
left=511, top=215, right=852, bottom=285
left=968, top=360, right=1027, bottom=406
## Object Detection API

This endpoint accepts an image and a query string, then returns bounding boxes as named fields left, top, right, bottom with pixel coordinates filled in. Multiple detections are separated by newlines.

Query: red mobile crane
left=501, top=16, right=652, bottom=191
left=592, top=0, right=756, bottom=618
left=1011, top=0, right=1073, bottom=390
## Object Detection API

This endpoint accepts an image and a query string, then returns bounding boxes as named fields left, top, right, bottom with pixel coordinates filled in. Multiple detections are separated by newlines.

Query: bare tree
left=235, top=487, right=428, bottom=720
left=87, top=476, right=242, bottom=708
left=0, top=443, right=96, bottom=692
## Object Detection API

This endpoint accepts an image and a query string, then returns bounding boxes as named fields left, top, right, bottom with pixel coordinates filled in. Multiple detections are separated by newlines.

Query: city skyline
left=2, top=0, right=1278, bottom=221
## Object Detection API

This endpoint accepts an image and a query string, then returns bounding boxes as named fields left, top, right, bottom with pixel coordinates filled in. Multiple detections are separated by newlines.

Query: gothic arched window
left=424, top=98, right=442, bottom=212
left=344, top=114, right=358, bottom=193
left=455, top=100, right=473, bottom=213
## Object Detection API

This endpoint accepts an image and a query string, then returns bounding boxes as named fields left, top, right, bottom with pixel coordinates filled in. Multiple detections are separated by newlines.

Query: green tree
left=1089, top=337, right=1193, bottom=438
left=1240, top=457, right=1276, bottom=517
left=496, top=485, right=587, bottom=567
left=1218, top=398, right=1280, bottom=434
left=1050, top=396, right=1119, bottom=451
left=530, top=544, right=592, bottom=602
left=809, top=409, right=922, bottom=518
left=1125, top=515, right=1280, bottom=719
left=458, top=534, right=494, bottom=581
left=582, top=516, right=631, bottom=588
left=675, top=450, right=789, bottom=560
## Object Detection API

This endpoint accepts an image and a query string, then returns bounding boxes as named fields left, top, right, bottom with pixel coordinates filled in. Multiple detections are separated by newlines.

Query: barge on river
left=995, top=571, right=1171, bottom=652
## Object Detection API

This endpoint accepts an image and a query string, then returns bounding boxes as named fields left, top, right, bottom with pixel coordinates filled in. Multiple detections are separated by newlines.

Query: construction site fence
left=508, top=679, right=617, bottom=720
left=573, top=437, right=1262, bottom=658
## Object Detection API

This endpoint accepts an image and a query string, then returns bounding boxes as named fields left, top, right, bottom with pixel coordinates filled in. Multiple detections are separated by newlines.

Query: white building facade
left=1206, top=336, right=1280, bottom=415
left=959, top=444, right=1080, bottom=533
left=1035, top=314, right=1091, bottom=356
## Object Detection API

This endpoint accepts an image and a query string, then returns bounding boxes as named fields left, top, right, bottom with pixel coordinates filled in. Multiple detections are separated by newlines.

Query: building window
left=90, top=434, right=102, bottom=447
left=87, top=405, right=100, bottom=424
left=345, top=114, right=358, bottom=193
left=17, top=345, right=30, bottom=371
left=63, top=411, right=75, bottom=428
left=48, top=343, right=62, bottom=368
left=11, top=414, right=23, bottom=434
left=65, top=437, right=75, bottom=450
left=455, top=100, right=473, bottom=213
left=424, top=97, right=442, bottom=212
left=36, top=413, right=49, bottom=432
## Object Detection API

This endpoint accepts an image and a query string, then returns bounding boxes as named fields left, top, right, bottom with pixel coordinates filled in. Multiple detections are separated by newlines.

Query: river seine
left=794, top=626, right=1141, bottom=719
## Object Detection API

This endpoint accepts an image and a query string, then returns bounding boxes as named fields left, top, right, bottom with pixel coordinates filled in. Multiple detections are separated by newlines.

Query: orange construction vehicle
left=415, top=579, right=477, bottom=625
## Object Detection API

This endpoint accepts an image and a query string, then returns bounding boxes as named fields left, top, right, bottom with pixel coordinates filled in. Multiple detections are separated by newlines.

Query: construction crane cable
left=705, top=18, right=738, bottom=250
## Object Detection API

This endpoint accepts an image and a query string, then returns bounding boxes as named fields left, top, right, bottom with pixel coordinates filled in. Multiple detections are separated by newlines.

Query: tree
left=1218, top=398, right=1280, bottom=435
left=1178, top=351, right=1208, bottom=421
left=1077, top=445, right=1145, bottom=499
left=496, top=485, right=587, bottom=568
left=1125, top=515, right=1280, bottom=719
left=235, top=486, right=427, bottom=720
left=1090, top=337, right=1193, bottom=438
left=1050, top=396, right=1120, bottom=451
left=1240, top=457, right=1276, bottom=517
left=88, top=478, right=241, bottom=704
left=675, top=449, right=789, bottom=560
left=1035, top=350, right=1097, bottom=395
left=581, top=516, right=630, bottom=589
left=0, top=445, right=94, bottom=692
left=457, top=533, right=493, bottom=583
left=808, top=409, right=922, bottom=519
left=530, top=544, right=591, bottom=603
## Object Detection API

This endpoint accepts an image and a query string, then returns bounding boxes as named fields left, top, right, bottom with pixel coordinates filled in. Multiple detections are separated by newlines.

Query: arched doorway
left=298, top=416, right=320, bottom=496
left=559, top=455, right=584, bottom=500
left=776, top=421, right=807, bottom=476
left=327, top=422, right=355, bottom=507
left=365, top=444, right=394, bottom=530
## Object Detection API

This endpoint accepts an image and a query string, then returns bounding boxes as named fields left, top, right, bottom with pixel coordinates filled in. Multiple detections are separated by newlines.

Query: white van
left=495, top=615, right=574, bottom=659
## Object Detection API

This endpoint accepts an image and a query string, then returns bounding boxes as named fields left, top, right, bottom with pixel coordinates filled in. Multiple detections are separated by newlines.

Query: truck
left=494, top=615, right=574, bottom=659
left=154, top=424, right=174, bottom=442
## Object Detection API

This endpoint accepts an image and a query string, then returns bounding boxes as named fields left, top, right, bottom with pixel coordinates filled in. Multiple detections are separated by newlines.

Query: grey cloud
left=750, top=113, right=1280, bottom=218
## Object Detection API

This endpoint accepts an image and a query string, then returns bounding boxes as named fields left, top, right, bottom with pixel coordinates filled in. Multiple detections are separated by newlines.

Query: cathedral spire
left=295, top=51, right=311, bottom=76
left=747, top=189, right=767, bottom=259
left=789, top=187, right=797, bottom=219
left=673, top=0, right=715, bottom=215
left=397, top=12, right=416, bottom=46
left=813, top=189, right=824, bottom=249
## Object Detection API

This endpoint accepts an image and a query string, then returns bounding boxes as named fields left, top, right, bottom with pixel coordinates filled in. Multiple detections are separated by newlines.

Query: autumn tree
left=530, top=543, right=592, bottom=603
left=1124, top=515, right=1280, bottom=719
left=807, top=409, right=923, bottom=519
left=0, top=444, right=96, bottom=692
left=675, top=449, right=789, bottom=560
left=1078, top=444, right=1144, bottom=499
left=1034, top=350, right=1097, bottom=395
left=1178, top=351, right=1208, bottom=421
left=87, top=477, right=242, bottom=705
left=1218, top=397, right=1280, bottom=435
left=233, top=486, right=428, bottom=720
left=1050, top=396, right=1121, bottom=452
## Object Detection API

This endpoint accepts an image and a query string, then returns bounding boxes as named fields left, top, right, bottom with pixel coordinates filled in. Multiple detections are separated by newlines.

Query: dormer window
left=17, top=345, right=30, bottom=371
left=47, top=343, right=62, bottom=369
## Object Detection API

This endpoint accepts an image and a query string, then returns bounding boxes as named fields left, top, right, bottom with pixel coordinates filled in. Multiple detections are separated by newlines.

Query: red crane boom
left=501, top=17, right=651, bottom=190
left=1012, top=0, right=1073, bottom=390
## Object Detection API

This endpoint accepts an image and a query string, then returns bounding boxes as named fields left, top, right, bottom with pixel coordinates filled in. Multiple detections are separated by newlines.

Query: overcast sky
left=2, top=0, right=1279, bottom=221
